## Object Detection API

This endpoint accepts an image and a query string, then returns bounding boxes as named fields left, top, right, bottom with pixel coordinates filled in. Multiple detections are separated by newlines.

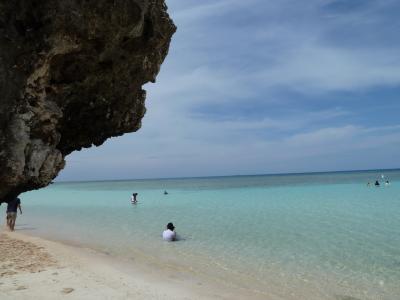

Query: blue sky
left=58, top=0, right=400, bottom=181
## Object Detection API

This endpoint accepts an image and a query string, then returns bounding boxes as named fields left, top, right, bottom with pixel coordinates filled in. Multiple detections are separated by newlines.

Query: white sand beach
left=0, top=231, right=258, bottom=300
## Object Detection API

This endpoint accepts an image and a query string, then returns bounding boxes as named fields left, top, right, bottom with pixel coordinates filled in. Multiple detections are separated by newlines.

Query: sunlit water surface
left=8, top=170, right=400, bottom=299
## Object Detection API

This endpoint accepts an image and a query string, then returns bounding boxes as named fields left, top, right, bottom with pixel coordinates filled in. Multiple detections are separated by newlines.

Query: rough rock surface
left=0, top=0, right=175, bottom=202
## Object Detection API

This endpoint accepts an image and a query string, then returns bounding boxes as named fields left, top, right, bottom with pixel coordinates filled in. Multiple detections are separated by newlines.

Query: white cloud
left=57, top=0, right=400, bottom=181
left=258, top=45, right=400, bottom=93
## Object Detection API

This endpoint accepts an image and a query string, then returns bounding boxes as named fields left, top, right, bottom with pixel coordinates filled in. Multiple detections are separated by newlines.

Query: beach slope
left=0, top=232, right=226, bottom=300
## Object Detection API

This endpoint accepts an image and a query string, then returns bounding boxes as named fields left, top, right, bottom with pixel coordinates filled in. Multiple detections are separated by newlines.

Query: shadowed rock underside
left=0, top=0, right=176, bottom=202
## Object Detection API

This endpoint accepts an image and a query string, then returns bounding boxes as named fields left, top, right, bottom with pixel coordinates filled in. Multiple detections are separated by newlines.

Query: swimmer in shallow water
left=131, top=193, right=138, bottom=204
left=162, top=222, right=176, bottom=241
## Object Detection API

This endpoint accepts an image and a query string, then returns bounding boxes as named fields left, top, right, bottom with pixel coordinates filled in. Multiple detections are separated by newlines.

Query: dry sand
left=0, top=230, right=258, bottom=300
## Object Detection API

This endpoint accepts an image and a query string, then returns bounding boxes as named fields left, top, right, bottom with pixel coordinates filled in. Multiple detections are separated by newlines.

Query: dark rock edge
left=0, top=0, right=176, bottom=202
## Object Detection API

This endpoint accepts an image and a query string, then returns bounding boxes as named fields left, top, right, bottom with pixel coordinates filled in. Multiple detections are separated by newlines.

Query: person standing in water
left=6, top=196, right=22, bottom=231
left=130, top=193, right=138, bottom=204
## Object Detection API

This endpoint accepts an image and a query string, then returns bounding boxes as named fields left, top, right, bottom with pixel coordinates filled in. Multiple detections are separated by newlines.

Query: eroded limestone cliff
left=0, top=0, right=176, bottom=202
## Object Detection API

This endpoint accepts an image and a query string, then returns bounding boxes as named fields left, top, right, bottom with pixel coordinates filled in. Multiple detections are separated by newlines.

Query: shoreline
left=0, top=230, right=266, bottom=300
left=4, top=174, right=399, bottom=300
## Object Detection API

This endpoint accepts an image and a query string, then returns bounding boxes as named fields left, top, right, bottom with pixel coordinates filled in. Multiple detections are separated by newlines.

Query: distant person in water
left=162, top=222, right=176, bottom=241
left=164, top=190, right=168, bottom=195
left=130, top=193, right=138, bottom=204
left=375, top=180, right=380, bottom=187
left=6, top=197, right=22, bottom=231
left=367, top=182, right=371, bottom=186
left=385, top=180, right=390, bottom=186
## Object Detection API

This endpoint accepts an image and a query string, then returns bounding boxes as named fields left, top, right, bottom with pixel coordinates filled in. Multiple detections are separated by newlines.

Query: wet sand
left=0, top=230, right=259, bottom=300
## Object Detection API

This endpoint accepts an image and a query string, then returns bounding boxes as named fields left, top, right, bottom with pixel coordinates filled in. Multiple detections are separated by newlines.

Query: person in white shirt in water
left=130, top=193, right=138, bottom=204
left=162, top=222, right=176, bottom=241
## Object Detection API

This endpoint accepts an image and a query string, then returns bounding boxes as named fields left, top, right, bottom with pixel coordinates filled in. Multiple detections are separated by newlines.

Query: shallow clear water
left=6, top=170, right=400, bottom=299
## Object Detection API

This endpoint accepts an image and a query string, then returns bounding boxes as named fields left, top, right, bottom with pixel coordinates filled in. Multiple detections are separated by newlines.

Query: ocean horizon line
left=54, top=167, right=400, bottom=184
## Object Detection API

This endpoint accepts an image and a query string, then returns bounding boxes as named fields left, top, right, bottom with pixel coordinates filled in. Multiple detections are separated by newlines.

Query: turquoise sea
left=7, top=170, right=400, bottom=299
